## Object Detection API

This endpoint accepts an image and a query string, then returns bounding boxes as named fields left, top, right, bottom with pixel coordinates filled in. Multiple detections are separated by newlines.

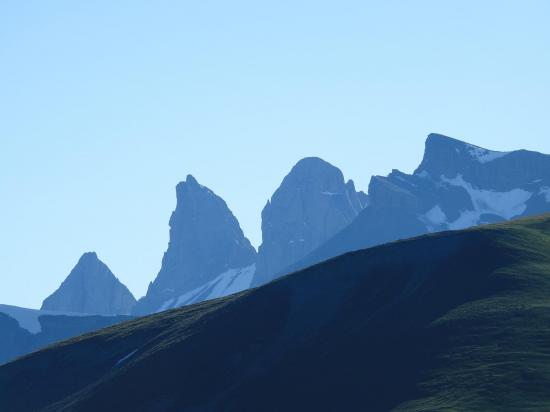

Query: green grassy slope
left=2, top=215, right=550, bottom=411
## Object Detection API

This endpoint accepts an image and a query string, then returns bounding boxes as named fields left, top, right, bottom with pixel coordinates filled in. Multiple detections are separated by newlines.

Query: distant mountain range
left=134, top=157, right=368, bottom=315
left=2, top=132, right=549, bottom=364
left=139, top=133, right=550, bottom=314
left=3, top=214, right=550, bottom=411
left=288, top=133, right=550, bottom=274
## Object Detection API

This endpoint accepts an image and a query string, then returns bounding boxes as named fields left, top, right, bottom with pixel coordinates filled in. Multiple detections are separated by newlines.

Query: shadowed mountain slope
left=0, top=307, right=132, bottom=365
left=2, top=215, right=550, bottom=411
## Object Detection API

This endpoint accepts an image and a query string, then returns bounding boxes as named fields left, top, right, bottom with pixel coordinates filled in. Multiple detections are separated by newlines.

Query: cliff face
left=254, top=157, right=367, bottom=286
left=289, top=133, right=550, bottom=274
left=133, top=175, right=256, bottom=315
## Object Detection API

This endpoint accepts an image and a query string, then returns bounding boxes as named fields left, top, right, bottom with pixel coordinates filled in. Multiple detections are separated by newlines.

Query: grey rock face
left=289, top=133, right=550, bottom=274
left=133, top=175, right=257, bottom=315
left=41, top=252, right=136, bottom=315
left=253, top=157, right=367, bottom=286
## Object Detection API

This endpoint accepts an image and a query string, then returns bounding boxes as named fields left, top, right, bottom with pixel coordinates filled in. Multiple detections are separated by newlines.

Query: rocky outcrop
left=253, top=157, right=367, bottom=286
left=133, top=175, right=257, bottom=315
left=289, top=133, right=550, bottom=273
left=41, top=252, right=136, bottom=315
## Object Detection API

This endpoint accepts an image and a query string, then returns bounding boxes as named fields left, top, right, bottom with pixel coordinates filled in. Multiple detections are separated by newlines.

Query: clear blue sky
left=1, top=1, right=549, bottom=308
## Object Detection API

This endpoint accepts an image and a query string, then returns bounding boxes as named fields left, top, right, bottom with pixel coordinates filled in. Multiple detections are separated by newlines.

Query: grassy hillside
left=2, top=215, right=550, bottom=411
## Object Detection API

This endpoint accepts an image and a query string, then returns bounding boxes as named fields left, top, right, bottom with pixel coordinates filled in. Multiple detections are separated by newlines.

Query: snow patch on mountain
left=420, top=205, right=447, bottom=230
left=441, top=175, right=532, bottom=229
left=540, top=187, right=550, bottom=202
left=157, top=264, right=256, bottom=312
left=466, top=144, right=509, bottom=164
left=115, top=349, right=138, bottom=367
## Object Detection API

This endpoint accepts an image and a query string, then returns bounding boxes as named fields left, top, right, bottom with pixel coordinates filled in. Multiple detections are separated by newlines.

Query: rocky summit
left=41, top=252, right=136, bottom=315
left=290, top=133, right=550, bottom=274
left=253, top=157, right=367, bottom=286
left=132, top=175, right=257, bottom=315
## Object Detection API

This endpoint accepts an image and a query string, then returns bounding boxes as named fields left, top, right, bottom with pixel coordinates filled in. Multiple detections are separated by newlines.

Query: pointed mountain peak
left=133, top=177, right=257, bottom=315
left=174, top=175, right=218, bottom=204
left=78, top=251, right=98, bottom=263
left=72, top=252, right=112, bottom=279
left=345, top=179, right=356, bottom=190
left=41, top=253, right=136, bottom=315
left=185, top=174, right=199, bottom=185
left=176, top=174, right=201, bottom=191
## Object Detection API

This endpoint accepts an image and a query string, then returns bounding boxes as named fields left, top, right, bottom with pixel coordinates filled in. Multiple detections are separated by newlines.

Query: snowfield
left=420, top=175, right=533, bottom=232
left=466, top=143, right=510, bottom=164
left=157, top=264, right=256, bottom=312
